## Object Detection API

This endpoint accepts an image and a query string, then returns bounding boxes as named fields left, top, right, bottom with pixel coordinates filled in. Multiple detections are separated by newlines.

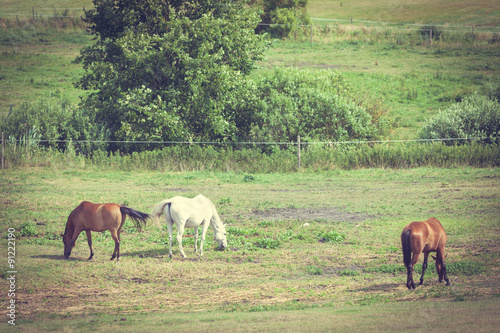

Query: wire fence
left=2, top=136, right=490, bottom=146
left=2, top=133, right=498, bottom=171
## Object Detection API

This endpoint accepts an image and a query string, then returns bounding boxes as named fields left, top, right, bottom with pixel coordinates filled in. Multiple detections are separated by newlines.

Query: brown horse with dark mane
left=61, top=201, right=150, bottom=261
left=401, top=217, right=451, bottom=289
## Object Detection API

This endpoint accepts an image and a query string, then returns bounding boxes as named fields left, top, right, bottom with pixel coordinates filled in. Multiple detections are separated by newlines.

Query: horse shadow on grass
left=31, top=249, right=214, bottom=262
left=31, top=254, right=82, bottom=261
left=352, top=283, right=402, bottom=292
left=122, top=248, right=206, bottom=261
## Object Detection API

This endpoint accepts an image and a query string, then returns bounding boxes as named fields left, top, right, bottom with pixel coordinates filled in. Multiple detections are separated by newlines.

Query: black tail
left=120, top=207, right=150, bottom=232
left=401, top=229, right=412, bottom=267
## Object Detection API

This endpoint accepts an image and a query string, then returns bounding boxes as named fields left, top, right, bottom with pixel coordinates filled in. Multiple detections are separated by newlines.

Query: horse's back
left=71, top=201, right=122, bottom=231
left=403, top=218, right=446, bottom=252
left=403, top=221, right=429, bottom=237
left=168, top=195, right=213, bottom=224
left=424, top=217, right=447, bottom=246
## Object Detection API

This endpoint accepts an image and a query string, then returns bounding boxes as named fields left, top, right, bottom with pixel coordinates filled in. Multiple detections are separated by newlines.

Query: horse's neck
left=64, top=218, right=76, bottom=237
left=209, top=204, right=223, bottom=230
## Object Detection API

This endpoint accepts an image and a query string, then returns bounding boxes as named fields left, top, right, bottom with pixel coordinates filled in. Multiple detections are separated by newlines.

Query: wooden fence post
left=430, top=29, right=433, bottom=46
left=297, top=135, right=301, bottom=170
left=1, top=132, right=4, bottom=170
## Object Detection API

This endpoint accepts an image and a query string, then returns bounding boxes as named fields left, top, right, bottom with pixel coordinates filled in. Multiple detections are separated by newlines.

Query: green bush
left=419, top=94, right=500, bottom=145
left=0, top=92, right=108, bottom=155
left=252, top=68, right=386, bottom=145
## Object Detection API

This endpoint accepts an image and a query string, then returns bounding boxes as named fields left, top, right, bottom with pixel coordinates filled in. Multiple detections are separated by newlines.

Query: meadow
left=0, top=167, right=499, bottom=331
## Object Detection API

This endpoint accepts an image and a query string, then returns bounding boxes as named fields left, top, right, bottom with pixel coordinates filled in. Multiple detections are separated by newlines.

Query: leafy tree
left=76, top=0, right=268, bottom=151
left=254, top=0, right=310, bottom=38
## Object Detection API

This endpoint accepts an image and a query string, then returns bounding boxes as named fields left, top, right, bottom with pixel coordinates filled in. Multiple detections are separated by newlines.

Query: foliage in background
left=255, top=0, right=310, bottom=38
left=0, top=92, right=108, bottom=155
left=419, top=94, right=500, bottom=145
left=75, top=0, right=268, bottom=151
left=252, top=68, right=388, bottom=145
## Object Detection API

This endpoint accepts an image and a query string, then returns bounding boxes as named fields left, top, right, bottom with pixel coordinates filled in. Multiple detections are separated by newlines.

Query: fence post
left=430, top=29, right=433, bottom=46
left=1, top=132, right=4, bottom=170
left=32, top=7, right=35, bottom=20
left=297, top=135, right=301, bottom=171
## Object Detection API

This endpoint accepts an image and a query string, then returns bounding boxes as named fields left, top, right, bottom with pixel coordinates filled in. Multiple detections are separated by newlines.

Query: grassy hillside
left=0, top=0, right=499, bottom=139
left=308, top=0, right=500, bottom=27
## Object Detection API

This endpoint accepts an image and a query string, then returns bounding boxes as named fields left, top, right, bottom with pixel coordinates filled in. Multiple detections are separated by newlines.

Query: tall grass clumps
left=3, top=141, right=498, bottom=171
left=419, top=94, right=500, bottom=145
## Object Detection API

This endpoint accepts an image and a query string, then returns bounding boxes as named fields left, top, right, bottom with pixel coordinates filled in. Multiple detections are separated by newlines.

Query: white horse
left=151, top=194, right=227, bottom=258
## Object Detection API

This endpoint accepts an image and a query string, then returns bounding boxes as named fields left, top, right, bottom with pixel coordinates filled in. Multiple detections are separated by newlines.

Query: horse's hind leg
left=419, top=252, right=429, bottom=285
left=176, top=224, right=187, bottom=258
left=406, top=264, right=415, bottom=290
left=437, top=248, right=451, bottom=286
left=85, top=230, right=94, bottom=260
left=407, top=252, right=421, bottom=289
left=110, top=229, right=120, bottom=261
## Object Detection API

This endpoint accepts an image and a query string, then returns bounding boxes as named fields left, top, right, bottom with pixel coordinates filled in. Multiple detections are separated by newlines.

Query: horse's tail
left=401, top=228, right=412, bottom=267
left=151, top=199, right=172, bottom=218
left=120, top=207, right=149, bottom=232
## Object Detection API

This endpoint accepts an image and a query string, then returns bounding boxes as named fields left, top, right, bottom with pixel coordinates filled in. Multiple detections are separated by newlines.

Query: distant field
left=2, top=0, right=499, bottom=26
left=308, top=0, right=500, bottom=27
left=0, top=0, right=499, bottom=139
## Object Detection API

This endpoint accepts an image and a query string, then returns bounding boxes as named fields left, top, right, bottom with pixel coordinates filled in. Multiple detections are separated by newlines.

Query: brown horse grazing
left=61, top=201, right=150, bottom=261
left=401, top=217, right=451, bottom=289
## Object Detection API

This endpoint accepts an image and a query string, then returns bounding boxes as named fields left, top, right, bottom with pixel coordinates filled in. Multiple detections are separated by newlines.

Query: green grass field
left=0, top=167, right=499, bottom=331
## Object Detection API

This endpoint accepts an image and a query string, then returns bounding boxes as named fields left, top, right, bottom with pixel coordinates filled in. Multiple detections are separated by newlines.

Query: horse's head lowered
left=214, top=223, right=227, bottom=251
left=60, top=233, right=75, bottom=259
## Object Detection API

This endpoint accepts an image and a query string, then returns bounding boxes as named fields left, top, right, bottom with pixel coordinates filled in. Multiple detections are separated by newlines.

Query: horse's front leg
left=442, top=261, right=451, bottom=286
left=199, top=220, right=211, bottom=257
left=193, top=227, right=198, bottom=253
left=85, top=230, right=94, bottom=260
left=419, top=252, right=429, bottom=285
left=437, top=248, right=451, bottom=286
left=109, top=229, right=120, bottom=261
